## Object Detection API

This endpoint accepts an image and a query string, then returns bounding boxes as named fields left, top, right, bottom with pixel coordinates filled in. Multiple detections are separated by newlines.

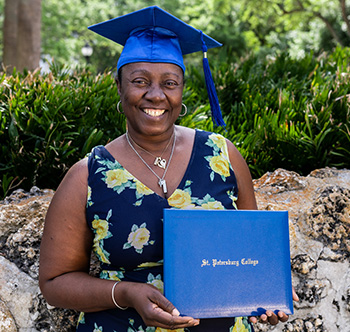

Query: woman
left=39, top=6, right=298, bottom=332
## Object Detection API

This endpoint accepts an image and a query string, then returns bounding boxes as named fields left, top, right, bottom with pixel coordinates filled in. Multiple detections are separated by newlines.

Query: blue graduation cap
left=88, top=6, right=226, bottom=127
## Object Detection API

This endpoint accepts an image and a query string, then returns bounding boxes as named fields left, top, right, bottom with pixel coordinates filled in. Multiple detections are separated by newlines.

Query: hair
left=116, top=67, right=123, bottom=87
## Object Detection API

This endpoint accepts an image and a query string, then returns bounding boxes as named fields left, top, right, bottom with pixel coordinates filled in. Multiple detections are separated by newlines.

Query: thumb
left=172, top=308, right=180, bottom=316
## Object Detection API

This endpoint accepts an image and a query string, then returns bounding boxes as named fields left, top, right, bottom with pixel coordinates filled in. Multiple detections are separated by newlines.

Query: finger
left=249, top=316, right=258, bottom=324
left=151, top=292, right=176, bottom=315
left=172, top=308, right=180, bottom=316
left=277, top=311, right=289, bottom=323
left=266, top=311, right=279, bottom=325
left=259, top=313, right=268, bottom=324
left=152, top=312, right=200, bottom=329
left=292, top=286, right=300, bottom=302
left=149, top=303, right=199, bottom=328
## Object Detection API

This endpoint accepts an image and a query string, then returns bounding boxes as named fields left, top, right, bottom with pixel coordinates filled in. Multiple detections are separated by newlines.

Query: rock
left=0, top=300, right=17, bottom=332
left=253, top=167, right=350, bottom=332
left=0, top=168, right=350, bottom=331
left=0, top=188, right=78, bottom=332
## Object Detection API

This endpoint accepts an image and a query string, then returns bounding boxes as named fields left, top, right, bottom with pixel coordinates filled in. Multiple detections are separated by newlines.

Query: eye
left=131, top=78, right=149, bottom=85
left=163, top=80, right=179, bottom=88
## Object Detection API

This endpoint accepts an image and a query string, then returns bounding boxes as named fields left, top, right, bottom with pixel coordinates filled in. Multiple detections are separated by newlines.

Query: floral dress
left=77, top=129, right=254, bottom=332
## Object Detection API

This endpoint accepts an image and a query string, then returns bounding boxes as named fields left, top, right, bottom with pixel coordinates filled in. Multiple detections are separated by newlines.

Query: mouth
left=142, top=108, right=166, bottom=117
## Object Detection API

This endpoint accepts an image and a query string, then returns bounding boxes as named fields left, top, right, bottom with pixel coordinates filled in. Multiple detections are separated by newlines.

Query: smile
left=143, top=109, right=166, bottom=117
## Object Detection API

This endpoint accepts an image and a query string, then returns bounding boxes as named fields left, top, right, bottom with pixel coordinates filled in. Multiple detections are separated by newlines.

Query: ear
left=115, top=77, right=122, bottom=95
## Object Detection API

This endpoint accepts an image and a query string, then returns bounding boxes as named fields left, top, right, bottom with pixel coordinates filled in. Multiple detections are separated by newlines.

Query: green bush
left=0, top=64, right=125, bottom=198
left=215, top=47, right=350, bottom=177
left=1, top=47, right=350, bottom=199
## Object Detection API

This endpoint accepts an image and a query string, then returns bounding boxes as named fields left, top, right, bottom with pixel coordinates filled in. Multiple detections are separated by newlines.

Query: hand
left=121, top=282, right=200, bottom=329
left=249, top=286, right=299, bottom=325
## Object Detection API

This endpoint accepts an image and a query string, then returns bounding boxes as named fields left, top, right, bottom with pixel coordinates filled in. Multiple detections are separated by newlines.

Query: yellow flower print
left=135, top=180, right=153, bottom=196
left=201, top=200, right=225, bottom=209
left=209, top=154, right=230, bottom=177
left=93, top=244, right=111, bottom=264
left=92, top=210, right=112, bottom=264
left=147, top=273, right=164, bottom=293
left=87, top=186, right=93, bottom=206
left=168, top=189, right=193, bottom=208
left=150, top=279, right=164, bottom=293
left=128, top=227, right=150, bottom=250
left=105, top=168, right=132, bottom=188
left=227, top=190, right=238, bottom=210
left=92, top=219, right=109, bottom=240
left=137, top=261, right=163, bottom=269
left=77, top=312, right=85, bottom=325
left=124, top=223, right=154, bottom=254
left=231, top=317, right=249, bottom=332
left=100, top=270, right=122, bottom=281
left=209, top=133, right=226, bottom=150
left=93, top=323, right=103, bottom=332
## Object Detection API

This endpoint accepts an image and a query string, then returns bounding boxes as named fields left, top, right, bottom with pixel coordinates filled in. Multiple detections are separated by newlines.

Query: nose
left=145, top=83, right=166, bottom=103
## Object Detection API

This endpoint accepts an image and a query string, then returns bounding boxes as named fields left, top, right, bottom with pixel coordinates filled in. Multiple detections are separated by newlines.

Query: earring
left=117, top=101, right=124, bottom=114
left=179, top=103, right=187, bottom=117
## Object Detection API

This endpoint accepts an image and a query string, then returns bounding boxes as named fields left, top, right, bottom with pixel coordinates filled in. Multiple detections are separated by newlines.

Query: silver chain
left=127, top=131, right=174, bottom=169
left=125, top=130, right=176, bottom=195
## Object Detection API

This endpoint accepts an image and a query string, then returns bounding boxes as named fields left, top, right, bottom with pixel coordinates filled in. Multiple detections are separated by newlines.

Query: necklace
left=126, top=131, right=176, bottom=196
left=127, top=132, right=174, bottom=169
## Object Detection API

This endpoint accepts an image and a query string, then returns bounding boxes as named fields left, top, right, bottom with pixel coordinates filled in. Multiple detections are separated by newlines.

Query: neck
left=126, top=126, right=176, bottom=155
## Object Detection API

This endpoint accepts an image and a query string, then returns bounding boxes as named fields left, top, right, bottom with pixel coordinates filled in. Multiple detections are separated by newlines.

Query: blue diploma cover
left=163, top=209, right=294, bottom=318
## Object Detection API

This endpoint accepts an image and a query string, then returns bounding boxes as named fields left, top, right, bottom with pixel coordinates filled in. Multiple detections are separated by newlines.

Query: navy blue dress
left=77, top=129, right=254, bottom=332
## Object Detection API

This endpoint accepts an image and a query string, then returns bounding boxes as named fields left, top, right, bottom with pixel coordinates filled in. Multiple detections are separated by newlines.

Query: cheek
left=120, top=87, right=140, bottom=104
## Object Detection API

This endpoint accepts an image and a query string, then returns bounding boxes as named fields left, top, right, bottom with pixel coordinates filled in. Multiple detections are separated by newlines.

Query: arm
left=226, top=139, right=257, bottom=210
left=39, top=158, right=199, bottom=329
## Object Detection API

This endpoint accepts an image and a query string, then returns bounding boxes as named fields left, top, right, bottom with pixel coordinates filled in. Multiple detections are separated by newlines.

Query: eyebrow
left=130, top=69, right=182, bottom=79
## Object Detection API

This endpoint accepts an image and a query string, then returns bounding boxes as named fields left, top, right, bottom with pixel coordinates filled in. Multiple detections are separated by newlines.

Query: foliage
left=2, top=0, right=350, bottom=71
left=0, top=64, right=125, bottom=197
left=213, top=46, right=350, bottom=177
left=1, top=47, right=350, bottom=199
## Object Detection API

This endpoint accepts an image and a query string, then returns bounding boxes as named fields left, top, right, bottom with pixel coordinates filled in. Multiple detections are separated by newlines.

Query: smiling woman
left=117, top=62, right=184, bottom=139
left=38, top=5, right=297, bottom=332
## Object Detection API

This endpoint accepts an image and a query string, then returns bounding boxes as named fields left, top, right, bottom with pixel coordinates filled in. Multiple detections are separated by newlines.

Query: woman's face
left=117, top=62, right=184, bottom=137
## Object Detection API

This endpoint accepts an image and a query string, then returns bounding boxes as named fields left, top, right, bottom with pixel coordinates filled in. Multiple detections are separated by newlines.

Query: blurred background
left=1, top=0, right=350, bottom=73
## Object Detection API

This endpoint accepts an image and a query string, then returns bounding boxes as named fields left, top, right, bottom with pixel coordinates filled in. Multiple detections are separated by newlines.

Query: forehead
left=122, top=62, right=184, bottom=78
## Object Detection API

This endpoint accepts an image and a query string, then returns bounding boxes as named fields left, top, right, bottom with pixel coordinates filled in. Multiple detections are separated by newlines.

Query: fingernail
left=172, top=308, right=180, bottom=316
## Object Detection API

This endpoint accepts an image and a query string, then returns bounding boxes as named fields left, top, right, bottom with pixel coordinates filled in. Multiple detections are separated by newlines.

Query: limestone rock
left=0, top=300, right=17, bottom=332
left=1, top=168, right=350, bottom=332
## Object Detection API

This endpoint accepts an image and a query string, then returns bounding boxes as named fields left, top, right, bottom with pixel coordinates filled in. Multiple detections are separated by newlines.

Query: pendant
left=158, top=179, right=168, bottom=194
left=154, top=157, right=166, bottom=169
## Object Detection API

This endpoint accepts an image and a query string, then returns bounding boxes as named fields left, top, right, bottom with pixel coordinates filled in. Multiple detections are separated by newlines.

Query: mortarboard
left=88, top=6, right=226, bottom=127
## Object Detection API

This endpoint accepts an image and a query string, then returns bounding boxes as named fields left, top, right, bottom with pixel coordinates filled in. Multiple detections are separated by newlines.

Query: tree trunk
left=3, top=0, right=42, bottom=73
left=339, top=0, right=350, bottom=38
left=3, top=0, right=19, bottom=72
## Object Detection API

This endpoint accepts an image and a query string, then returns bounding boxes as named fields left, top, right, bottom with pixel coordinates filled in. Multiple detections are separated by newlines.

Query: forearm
left=40, top=272, right=118, bottom=312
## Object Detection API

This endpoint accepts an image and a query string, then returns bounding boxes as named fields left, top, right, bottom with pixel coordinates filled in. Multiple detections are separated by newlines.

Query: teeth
left=143, top=109, right=165, bottom=117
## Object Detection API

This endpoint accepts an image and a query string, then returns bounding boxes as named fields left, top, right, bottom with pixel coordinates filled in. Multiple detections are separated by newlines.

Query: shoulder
left=49, top=158, right=88, bottom=211
left=62, top=158, right=88, bottom=187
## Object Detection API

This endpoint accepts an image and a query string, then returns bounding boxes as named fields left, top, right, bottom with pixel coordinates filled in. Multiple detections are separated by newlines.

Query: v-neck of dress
left=100, top=130, right=199, bottom=200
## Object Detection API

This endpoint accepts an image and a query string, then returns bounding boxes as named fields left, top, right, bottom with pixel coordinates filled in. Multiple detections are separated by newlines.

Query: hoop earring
left=117, top=101, right=124, bottom=114
left=179, top=103, right=187, bottom=117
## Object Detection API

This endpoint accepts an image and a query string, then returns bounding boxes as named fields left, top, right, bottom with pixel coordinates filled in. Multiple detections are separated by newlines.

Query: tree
left=240, top=0, right=350, bottom=52
left=3, top=0, right=42, bottom=72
